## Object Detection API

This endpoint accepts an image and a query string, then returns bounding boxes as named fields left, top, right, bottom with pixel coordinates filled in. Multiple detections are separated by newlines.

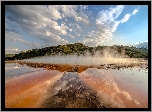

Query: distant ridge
left=5, top=43, right=148, bottom=60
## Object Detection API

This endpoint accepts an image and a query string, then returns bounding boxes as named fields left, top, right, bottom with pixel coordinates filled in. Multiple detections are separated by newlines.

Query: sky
left=5, top=5, right=148, bottom=54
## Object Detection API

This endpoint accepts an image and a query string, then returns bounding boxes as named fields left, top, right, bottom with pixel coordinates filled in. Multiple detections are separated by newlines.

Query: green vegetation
left=5, top=54, right=16, bottom=60
left=5, top=43, right=148, bottom=61
left=124, top=46, right=148, bottom=58
left=5, top=54, right=16, bottom=57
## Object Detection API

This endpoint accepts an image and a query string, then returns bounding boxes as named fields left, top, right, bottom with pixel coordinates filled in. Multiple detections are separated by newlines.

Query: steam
left=21, top=48, right=140, bottom=66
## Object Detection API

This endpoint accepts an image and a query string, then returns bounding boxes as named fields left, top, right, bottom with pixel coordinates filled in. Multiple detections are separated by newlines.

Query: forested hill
left=5, top=43, right=148, bottom=60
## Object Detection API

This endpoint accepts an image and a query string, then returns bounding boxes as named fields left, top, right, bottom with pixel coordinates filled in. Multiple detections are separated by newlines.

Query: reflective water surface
left=78, top=68, right=148, bottom=108
left=5, top=61, right=148, bottom=108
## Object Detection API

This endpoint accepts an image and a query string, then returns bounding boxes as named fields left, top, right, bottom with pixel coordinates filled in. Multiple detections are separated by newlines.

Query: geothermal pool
left=5, top=61, right=148, bottom=108
left=21, top=56, right=144, bottom=65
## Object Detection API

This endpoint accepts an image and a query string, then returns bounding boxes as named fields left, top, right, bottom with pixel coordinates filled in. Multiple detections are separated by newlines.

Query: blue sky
left=5, top=5, right=148, bottom=54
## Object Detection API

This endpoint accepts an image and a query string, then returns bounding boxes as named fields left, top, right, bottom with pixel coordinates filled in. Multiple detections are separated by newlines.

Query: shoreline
left=14, top=59, right=148, bottom=73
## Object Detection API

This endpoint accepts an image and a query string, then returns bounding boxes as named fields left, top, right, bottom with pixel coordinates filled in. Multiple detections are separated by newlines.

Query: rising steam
left=21, top=47, right=140, bottom=66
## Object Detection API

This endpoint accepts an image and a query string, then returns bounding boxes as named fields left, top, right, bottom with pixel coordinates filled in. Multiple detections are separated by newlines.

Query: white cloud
left=81, top=5, right=139, bottom=46
left=5, top=30, right=40, bottom=47
left=5, top=5, right=92, bottom=48
left=13, top=48, right=18, bottom=51
left=120, top=14, right=131, bottom=23
left=121, top=8, right=139, bottom=23
left=28, top=5, right=62, bottom=20
left=55, top=5, right=78, bottom=18
left=69, top=23, right=71, bottom=26
left=76, top=32, right=81, bottom=36
left=5, top=5, right=69, bottom=46
left=133, top=41, right=148, bottom=48
left=81, top=5, right=124, bottom=46
left=42, top=31, right=68, bottom=45
left=75, top=16, right=89, bottom=25
left=5, top=46, right=21, bottom=54
left=68, top=34, right=75, bottom=38
left=47, top=5, right=62, bottom=20
left=58, top=5, right=90, bottom=25
left=77, top=34, right=80, bottom=36
left=75, top=13, right=90, bottom=25
left=5, top=5, right=140, bottom=48
left=69, top=29, right=72, bottom=32
left=75, top=23, right=83, bottom=32
left=111, top=5, right=124, bottom=19
left=132, top=9, right=138, bottom=15
left=53, top=26, right=67, bottom=35
left=45, top=31, right=51, bottom=36
left=96, top=5, right=124, bottom=23
left=80, top=5, right=88, bottom=11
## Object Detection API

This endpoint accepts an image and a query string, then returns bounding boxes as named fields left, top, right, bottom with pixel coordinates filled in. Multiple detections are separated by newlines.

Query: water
left=5, top=63, right=45, bottom=78
left=5, top=62, right=148, bottom=108
left=78, top=68, right=148, bottom=108
left=5, top=63, right=63, bottom=108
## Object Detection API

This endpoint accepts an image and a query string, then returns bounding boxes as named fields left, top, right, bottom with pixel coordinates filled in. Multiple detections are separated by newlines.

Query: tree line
left=5, top=43, right=148, bottom=60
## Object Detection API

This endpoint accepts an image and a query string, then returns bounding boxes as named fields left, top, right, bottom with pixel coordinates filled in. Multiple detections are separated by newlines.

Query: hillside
left=5, top=43, right=148, bottom=60
left=5, top=54, right=16, bottom=58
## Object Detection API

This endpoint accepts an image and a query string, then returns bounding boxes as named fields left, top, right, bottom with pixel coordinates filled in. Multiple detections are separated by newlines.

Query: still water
left=5, top=62, right=148, bottom=108
left=79, top=68, right=148, bottom=108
